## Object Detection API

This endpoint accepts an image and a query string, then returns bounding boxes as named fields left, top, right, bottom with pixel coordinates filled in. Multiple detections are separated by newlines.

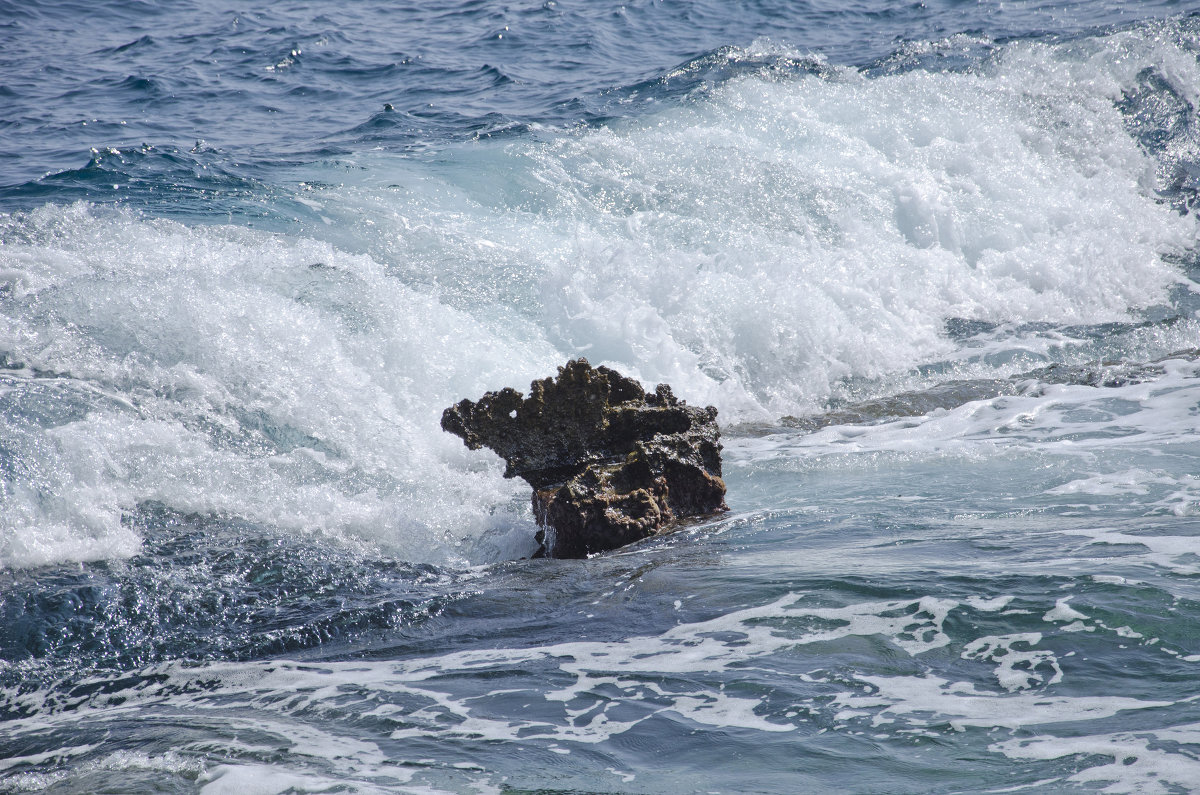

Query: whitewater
left=2, top=1, right=1200, bottom=792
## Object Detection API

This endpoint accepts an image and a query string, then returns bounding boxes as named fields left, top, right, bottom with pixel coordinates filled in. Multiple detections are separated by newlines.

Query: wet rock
left=442, top=359, right=727, bottom=558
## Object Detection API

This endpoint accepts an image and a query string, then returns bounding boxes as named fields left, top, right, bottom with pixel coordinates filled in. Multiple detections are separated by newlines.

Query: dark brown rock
left=442, top=359, right=727, bottom=558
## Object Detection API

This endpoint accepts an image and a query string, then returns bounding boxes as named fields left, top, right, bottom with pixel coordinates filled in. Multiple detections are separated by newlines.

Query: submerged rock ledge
left=442, top=359, right=728, bottom=558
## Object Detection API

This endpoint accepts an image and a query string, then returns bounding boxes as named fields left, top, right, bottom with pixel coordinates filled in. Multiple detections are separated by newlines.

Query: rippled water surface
left=3, top=1, right=1200, bottom=793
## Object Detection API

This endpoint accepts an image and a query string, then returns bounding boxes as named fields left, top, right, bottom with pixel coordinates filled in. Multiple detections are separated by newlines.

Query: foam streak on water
left=3, top=3, right=1200, bottom=793
left=2, top=581, right=1197, bottom=793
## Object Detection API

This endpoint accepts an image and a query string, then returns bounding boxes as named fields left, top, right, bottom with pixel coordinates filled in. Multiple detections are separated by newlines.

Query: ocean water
left=3, top=0, right=1200, bottom=792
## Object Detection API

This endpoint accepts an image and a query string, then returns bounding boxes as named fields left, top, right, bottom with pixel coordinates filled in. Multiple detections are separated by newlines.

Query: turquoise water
left=3, top=2, right=1200, bottom=792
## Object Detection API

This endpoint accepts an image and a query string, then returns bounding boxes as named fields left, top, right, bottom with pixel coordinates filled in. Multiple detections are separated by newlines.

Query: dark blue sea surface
left=3, top=1, right=1200, bottom=792
left=0, top=0, right=1189, bottom=215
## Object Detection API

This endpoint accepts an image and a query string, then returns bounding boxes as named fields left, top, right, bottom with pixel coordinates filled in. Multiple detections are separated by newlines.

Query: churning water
left=2, top=1, right=1200, bottom=792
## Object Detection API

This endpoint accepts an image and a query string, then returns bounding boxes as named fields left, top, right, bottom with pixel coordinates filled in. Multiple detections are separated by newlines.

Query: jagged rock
left=442, top=359, right=727, bottom=558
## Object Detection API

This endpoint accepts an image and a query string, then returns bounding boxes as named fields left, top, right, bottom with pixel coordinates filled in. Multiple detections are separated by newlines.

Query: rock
left=442, top=359, right=727, bottom=558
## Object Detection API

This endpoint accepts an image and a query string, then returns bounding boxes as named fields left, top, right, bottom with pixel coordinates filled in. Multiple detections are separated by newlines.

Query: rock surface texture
left=442, top=359, right=728, bottom=558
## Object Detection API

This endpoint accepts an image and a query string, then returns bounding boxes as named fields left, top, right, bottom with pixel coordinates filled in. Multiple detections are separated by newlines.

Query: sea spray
left=0, top=204, right=550, bottom=568
left=314, top=32, right=1197, bottom=418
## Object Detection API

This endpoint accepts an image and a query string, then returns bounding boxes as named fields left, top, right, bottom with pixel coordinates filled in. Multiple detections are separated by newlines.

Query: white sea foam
left=993, top=722, right=1200, bottom=795
left=961, top=633, right=1062, bottom=691
left=1047, top=468, right=1175, bottom=497
left=0, top=204, right=551, bottom=568
left=727, top=361, right=1200, bottom=466
left=1061, top=527, right=1200, bottom=575
left=317, top=24, right=1197, bottom=417
left=1043, top=597, right=1089, bottom=623
left=3, top=589, right=1192, bottom=790
left=3, top=19, right=1199, bottom=568
left=0, top=594, right=962, bottom=749
left=198, top=763, right=400, bottom=795
left=965, top=596, right=1015, bottom=612
left=831, top=673, right=1169, bottom=732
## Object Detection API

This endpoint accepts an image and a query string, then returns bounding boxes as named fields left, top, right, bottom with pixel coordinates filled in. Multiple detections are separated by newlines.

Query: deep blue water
left=1, top=0, right=1190, bottom=215
left=3, top=1, right=1200, bottom=792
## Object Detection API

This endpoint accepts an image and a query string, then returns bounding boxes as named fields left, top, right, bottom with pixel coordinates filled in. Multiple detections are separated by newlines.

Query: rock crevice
left=442, top=359, right=727, bottom=558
